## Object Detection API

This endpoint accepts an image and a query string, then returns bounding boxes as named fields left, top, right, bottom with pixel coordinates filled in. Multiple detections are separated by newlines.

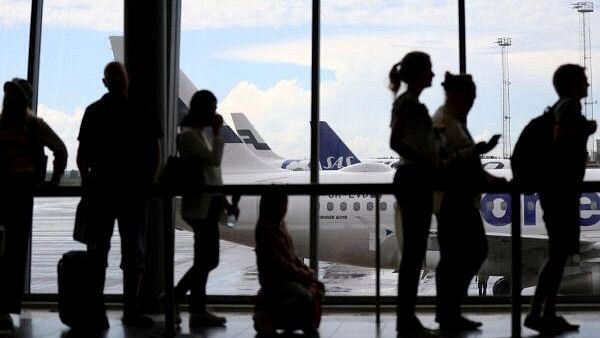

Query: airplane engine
left=492, top=277, right=511, bottom=295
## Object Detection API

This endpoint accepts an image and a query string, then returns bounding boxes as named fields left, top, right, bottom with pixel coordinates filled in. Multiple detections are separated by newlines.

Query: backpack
left=511, top=107, right=556, bottom=194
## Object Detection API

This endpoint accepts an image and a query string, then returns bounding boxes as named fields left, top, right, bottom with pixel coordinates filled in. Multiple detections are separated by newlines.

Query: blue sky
left=0, top=0, right=599, bottom=170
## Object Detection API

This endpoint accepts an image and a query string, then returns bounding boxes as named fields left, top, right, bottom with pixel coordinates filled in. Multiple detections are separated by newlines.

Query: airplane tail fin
left=319, top=121, right=360, bottom=170
left=231, top=113, right=284, bottom=160
left=219, top=125, right=285, bottom=174
left=109, top=36, right=280, bottom=175
left=109, top=35, right=197, bottom=123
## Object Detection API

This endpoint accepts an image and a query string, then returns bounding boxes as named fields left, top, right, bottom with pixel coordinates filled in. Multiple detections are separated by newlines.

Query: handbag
left=73, top=198, right=89, bottom=244
left=160, top=155, right=206, bottom=194
left=73, top=176, right=96, bottom=244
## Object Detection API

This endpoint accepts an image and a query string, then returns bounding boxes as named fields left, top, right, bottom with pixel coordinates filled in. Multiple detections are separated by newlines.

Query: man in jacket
left=77, top=62, right=162, bottom=328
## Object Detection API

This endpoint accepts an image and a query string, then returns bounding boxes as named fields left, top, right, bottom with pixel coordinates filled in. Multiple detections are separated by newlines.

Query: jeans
left=435, top=190, right=487, bottom=322
left=394, top=164, right=433, bottom=331
left=175, top=196, right=223, bottom=313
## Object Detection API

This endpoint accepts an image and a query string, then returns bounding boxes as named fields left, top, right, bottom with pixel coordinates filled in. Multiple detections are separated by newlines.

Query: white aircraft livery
left=232, top=113, right=393, bottom=172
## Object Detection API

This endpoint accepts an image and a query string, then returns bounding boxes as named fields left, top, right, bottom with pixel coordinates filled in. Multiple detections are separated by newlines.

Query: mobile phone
left=489, top=134, right=501, bottom=143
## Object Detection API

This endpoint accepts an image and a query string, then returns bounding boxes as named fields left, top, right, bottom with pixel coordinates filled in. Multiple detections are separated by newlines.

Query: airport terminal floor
left=3, top=307, right=600, bottom=338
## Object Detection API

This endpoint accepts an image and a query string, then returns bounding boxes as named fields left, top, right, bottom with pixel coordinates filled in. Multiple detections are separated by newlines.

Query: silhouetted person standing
left=174, top=90, right=226, bottom=328
left=477, top=275, right=489, bottom=296
left=253, top=191, right=324, bottom=337
left=388, top=51, right=438, bottom=336
left=0, top=78, right=67, bottom=330
left=77, top=62, right=161, bottom=328
left=523, top=64, right=596, bottom=335
left=432, top=72, right=502, bottom=332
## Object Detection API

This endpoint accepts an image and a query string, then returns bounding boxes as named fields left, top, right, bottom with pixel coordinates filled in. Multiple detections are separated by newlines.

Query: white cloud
left=0, top=0, right=30, bottom=27
left=213, top=0, right=600, bottom=158
left=0, top=0, right=593, bottom=44
left=181, top=0, right=310, bottom=30
left=37, top=104, right=83, bottom=171
left=219, top=80, right=311, bottom=158
left=0, top=0, right=123, bottom=31
left=4, top=0, right=599, bottom=160
left=217, top=32, right=458, bottom=159
left=0, top=0, right=449, bottom=31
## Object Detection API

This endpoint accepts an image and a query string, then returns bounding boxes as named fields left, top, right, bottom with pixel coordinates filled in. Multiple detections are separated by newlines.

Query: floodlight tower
left=496, top=37, right=512, bottom=158
left=572, top=1, right=596, bottom=160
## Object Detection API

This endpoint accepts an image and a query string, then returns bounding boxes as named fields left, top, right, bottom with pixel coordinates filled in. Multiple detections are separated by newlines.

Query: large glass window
left=468, top=1, right=600, bottom=296
left=31, top=1, right=123, bottom=294
left=20, top=0, right=599, bottom=303
left=0, top=1, right=31, bottom=82
left=319, top=1, right=458, bottom=296
left=179, top=0, right=311, bottom=295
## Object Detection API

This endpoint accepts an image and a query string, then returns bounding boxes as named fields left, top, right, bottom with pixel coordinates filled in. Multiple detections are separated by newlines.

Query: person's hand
left=212, top=114, right=224, bottom=135
left=476, top=134, right=501, bottom=155
left=589, top=120, right=597, bottom=134
left=489, top=176, right=508, bottom=185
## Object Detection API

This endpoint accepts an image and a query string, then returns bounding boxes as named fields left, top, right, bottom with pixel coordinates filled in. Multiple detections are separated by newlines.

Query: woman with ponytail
left=388, top=51, right=438, bottom=336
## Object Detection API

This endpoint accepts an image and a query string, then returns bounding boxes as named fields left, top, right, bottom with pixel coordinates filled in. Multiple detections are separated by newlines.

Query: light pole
left=496, top=37, right=512, bottom=159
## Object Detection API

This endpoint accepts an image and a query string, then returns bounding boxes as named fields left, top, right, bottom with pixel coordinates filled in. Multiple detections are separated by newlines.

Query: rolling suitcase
left=57, top=250, right=108, bottom=330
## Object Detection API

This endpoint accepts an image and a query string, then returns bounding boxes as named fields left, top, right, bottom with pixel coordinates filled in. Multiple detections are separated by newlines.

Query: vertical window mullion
left=309, top=0, right=321, bottom=274
left=25, top=0, right=44, bottom=295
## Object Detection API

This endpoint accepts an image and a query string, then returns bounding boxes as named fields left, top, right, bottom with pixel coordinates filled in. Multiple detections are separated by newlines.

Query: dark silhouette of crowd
left=0, top=56, right=594, bottom=338
left=389, top=52, right=594, bottom=337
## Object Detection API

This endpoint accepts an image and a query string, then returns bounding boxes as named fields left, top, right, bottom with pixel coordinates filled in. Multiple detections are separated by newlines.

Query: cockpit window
left=482, top=161, right=504, bottom=169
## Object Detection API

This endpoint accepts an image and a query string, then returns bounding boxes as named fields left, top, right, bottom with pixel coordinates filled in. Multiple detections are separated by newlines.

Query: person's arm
left=178, top=129, right=223, bottom=165
left=76, top=143, right=90, bottom=182
left=211, top=133, right=224, bottom=165
left=37, top=119, right=68, bottom=185
left=390, top=102, right=436, bottom=166
left=263, top=229, right=313, bottom=284
left=76, top=109, right=92, bottom=182
left=553, top=100, right=591, bottom=151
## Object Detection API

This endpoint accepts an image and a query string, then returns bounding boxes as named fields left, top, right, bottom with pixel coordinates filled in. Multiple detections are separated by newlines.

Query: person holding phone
left=174, top=90, right=227, bottom=328
left=432, top=72, right=504, bottom=332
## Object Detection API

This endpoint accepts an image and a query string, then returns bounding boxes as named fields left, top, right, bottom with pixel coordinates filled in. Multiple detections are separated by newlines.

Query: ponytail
left=388, top=51, right=431, bottom=96
left=388, top=62, right=403, bottom=95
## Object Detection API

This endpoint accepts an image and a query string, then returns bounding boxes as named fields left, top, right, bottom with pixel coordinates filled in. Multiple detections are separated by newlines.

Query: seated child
left=253, top=191, right=324, bottom=336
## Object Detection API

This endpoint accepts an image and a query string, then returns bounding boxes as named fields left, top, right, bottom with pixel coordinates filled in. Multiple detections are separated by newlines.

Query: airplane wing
left=486, top=231, right=600, bottom=266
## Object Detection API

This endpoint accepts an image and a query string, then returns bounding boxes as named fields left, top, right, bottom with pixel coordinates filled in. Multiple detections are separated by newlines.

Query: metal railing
left=31, top=180, right=600, bottom=337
